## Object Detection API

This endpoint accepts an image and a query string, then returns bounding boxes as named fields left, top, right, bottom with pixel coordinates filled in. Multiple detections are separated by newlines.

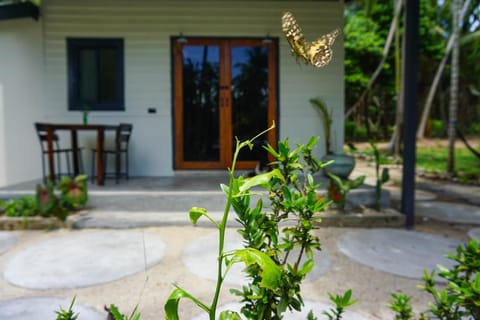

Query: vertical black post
left=401, top=0, right=419, bottom=229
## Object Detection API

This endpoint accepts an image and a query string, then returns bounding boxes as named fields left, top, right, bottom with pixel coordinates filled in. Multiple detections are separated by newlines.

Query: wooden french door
left=173, top=38, right=277, bottom=169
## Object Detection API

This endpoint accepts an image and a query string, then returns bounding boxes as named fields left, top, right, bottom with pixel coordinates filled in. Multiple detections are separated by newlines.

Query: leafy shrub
left=0, top=196, right=38, bottom=218
left=467, top=123, right=480, bottom=135
left=345, top=120, right=357, bottom=141
left=429, top=119, right=445, bottom=138
left=106, top=304, right=141, bottom=320
left=326, top=172, right=365, bottom=210
left=164, top=126, right=355, bottom=320
left=0, top=175, right=88, bottom=221
left=55, top=297, right=79, bottom=320
left=390, top=239, right=480, bottom=319
left=355, top=125, right=368, bottom=141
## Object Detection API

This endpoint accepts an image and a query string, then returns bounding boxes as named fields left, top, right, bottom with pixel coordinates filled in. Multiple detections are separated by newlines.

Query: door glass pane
left=182, top=45, right=220, bottom=162
left=231, top=46, right=269, bottom=161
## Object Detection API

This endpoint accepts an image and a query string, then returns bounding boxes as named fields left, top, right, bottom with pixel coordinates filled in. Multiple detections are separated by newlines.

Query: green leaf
left=219, top=310, right=243, bottom=320
left=189, top=207, right=207, bottom=224
left=239, top=169, right=284, bottom=193
left=263, top=143, right=280, bottom=159
left=230, top=248, right=282, bottom=290
left=326, top=172, right=344, bottom=191
left=109, top=305, right=124, bottom=320
left=220, top=183, right=230, bottom=195
left=348, top=175, right=366, bottom=189
left=380, top=168, right=390, bottom=183
left=164, top=287, right=209, bottom=320
left=299, top=259, right=315, bottom=276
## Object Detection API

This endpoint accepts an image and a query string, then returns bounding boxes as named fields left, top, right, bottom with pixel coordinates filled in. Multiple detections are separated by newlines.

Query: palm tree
left=416, top=0, right=473, bottom=139
left=447, top=0, right=460, bottom=175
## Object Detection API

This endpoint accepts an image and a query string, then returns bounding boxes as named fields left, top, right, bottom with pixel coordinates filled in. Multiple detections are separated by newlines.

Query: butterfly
left=281, top=11, right=339, bottom=68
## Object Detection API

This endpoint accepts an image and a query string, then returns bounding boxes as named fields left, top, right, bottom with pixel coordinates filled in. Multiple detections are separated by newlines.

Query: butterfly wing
left=281, top=11, right=309, bottom=64
left=308, top=29, right=339, bottom=68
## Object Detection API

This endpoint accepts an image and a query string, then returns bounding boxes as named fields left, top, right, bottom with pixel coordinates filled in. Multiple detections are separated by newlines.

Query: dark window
left=67, top=38, right=124, bottom=111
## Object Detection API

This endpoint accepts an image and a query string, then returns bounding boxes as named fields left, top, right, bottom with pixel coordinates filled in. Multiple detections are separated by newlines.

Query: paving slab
left=388, top=188, right=438, bottom=205
left=71, top=210, right=240, bottom=229
left=0, top=232, right=17, bottom=255
left=415, top=201, right=480, bottom=225
left=3, top=230, right=166, bottom=289
left=468, top=228, right=480, bottom=241
left=191, top=300, right=371, bottom=320
left=336, top=229, right=461, bottom=279
left=0, top=297, right=104, bottom=320
left=182, top=231, right=330, bottom=285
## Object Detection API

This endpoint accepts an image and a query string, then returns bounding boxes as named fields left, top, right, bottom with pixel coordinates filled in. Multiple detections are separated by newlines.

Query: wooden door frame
left=172, top=37, right=278, bottom=170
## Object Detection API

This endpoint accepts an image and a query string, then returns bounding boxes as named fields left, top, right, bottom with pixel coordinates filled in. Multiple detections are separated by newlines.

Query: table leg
left=46, top=127, right=56, bottom=182
left=71, top=130, right=79, bottom=175
left=96, top=128, right=105, bottom=185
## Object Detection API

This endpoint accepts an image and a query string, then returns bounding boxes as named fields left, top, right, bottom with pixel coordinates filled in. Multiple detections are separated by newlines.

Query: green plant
left=467, top=123, right=480, bottom=135
left=429, top=119, right=445, bottom=138
left=310, top=97, right=333, bottom=154
left=106, top=304, right=141, bottom=320
left=55, top=296, right=79, bottom=320
left=322, top=289, right=358, bottom=320
left=370, top=140, right=390, bottom=211
left=0, top=175, right=88, bottom=221
left=344, top=120, right=357, bottom=141
left=0, top=196, right=38, bottom=217
left=164, top=125, right=354, bottom=319
left=389, top=293, right=414, bottom=320
left=390, top=240, right=480, bottom=320
left=326, top=172, right=365, bottom=210
left=56, top=175, right=88, bottom=209
left=36, top=181, right=68, bottom=220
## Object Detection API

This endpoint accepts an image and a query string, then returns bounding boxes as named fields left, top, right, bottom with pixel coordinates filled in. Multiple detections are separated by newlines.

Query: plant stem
left=209, top=140, right=241, bottom=320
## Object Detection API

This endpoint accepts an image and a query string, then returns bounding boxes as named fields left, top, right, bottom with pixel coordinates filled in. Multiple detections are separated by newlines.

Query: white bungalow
left=0, top=0, right=344, bottom=187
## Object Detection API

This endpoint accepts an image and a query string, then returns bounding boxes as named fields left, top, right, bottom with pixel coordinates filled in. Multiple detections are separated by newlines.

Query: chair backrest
left=115, top=123, right=133, bottom=151
left=34, top=123, right=60, bottom=150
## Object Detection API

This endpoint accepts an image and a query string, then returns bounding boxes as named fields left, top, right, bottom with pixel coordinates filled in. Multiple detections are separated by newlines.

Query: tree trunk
left=388, top=15, right=405, bottom=156
left=345, top=0, right=403, bottom=119
left=447, top=0, right=460, bottom=175
left=416, top=0, right=472, bottom=139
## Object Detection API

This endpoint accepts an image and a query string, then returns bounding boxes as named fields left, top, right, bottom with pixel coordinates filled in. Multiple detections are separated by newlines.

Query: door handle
left=219, top=96, right=230, bottom=108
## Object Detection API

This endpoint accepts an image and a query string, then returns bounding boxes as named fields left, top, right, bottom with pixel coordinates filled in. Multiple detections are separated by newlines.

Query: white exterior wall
left=43, top=0, right=344, bottom=177
left=0, top=18, right=45, bottom=187
left=0, top=0, right=343, bottom=184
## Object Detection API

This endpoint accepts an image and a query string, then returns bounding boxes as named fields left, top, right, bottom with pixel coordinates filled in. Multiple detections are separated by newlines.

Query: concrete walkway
left=0, top=160, right=479, bottom=319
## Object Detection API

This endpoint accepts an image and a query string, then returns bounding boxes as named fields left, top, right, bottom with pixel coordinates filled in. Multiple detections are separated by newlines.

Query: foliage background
left=344, top=0, right=480, bottom=141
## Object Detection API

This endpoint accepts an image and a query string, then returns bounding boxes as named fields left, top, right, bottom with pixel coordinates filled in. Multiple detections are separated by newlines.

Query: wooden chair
left=91, top=123, right=133, bottom=184
left=34, top=122, right=83, bottom=183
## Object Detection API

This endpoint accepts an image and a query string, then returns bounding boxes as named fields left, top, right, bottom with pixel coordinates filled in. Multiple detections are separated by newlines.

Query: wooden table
left=43, top=123, right=118, bottom=185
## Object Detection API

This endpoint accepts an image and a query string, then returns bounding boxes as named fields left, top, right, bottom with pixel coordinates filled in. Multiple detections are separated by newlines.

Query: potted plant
left=310, top=97, right=356, bottom=179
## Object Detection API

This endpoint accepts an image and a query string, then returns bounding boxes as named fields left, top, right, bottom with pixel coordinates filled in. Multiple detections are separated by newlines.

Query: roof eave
left=0, top=2, right=39, bottom=21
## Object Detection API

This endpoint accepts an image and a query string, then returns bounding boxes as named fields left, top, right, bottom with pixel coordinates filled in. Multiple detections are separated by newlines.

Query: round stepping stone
left=182, top=231, right=330, bottom=285
left=0, top=297, right=104, bottom=320
left=3, top=230, right=166, bottom=289
left=337, top=229, right=460, bottom=279
left=0, top=232, right=17, bottom=255
left=468, top=228, right=480, bottom=241
left=389, top=189, right=437, bottom=202
left=416, top=201, right=480, bottom=225
left=191, top=300, right=370, bottom=320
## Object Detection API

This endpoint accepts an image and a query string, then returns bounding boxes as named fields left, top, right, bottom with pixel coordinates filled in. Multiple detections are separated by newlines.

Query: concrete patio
left=0, top=160, right=479, bottom=319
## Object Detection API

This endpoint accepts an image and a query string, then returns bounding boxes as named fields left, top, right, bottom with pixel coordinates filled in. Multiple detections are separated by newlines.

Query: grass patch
left=353, top=144, right=480, bottom=183
left=416, top=146, right=480, bottom=183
